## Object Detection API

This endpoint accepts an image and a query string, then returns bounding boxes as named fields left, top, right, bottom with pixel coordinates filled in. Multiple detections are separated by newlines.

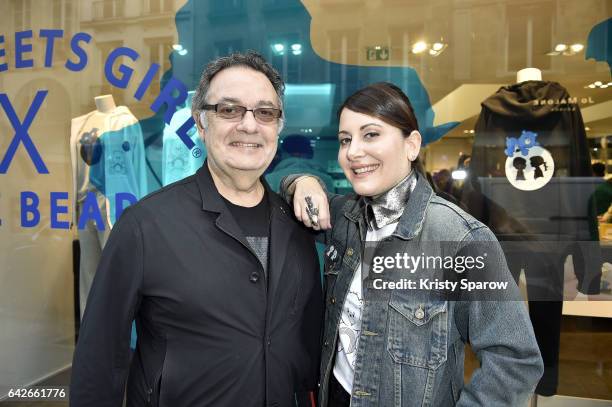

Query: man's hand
left=291, top=177, right=331, bottom=231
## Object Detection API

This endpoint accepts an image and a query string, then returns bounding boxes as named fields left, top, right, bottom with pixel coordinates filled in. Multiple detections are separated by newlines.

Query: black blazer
left=70, top=164, right=323, bottom=407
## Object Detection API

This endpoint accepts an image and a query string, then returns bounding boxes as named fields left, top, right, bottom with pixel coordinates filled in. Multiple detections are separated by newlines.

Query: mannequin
left=95, top=94, right=116, bottom=113
left=516, top=67, right=542, bottom=83
left=70, top=96, right=115, bottom=318
left=464, top=69, right=599, bottom=400
left=70, top=95, right=147, bottom=318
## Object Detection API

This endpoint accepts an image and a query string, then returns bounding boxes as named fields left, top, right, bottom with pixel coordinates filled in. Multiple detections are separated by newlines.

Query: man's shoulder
left=127, top=175, right=201, bottom=220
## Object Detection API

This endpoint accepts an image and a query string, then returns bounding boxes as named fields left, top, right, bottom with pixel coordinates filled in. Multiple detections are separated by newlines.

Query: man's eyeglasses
left=202, top=103, right=282, bottom=124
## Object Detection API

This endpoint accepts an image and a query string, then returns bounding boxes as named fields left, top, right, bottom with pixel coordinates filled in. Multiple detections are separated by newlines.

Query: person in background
left=588, top=162, right=612, bottom=239
left=432, top=168, right=452, bottom=194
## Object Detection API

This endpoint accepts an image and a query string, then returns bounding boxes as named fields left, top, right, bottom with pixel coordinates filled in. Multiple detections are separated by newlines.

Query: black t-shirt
left=223, top=190, right=271, bottom=276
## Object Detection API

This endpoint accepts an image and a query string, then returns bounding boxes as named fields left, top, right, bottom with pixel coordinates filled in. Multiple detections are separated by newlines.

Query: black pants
left=328, top=375, right=351, bottom=407
left=505, top=246, right=564, bottom=396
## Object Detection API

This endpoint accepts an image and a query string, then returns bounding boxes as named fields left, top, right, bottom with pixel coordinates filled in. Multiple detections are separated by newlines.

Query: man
left=70, top=51, right=323, bottom=407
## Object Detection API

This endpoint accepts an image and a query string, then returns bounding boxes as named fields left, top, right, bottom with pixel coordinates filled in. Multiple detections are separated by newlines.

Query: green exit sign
left=366, top=46, right=389, bottom=61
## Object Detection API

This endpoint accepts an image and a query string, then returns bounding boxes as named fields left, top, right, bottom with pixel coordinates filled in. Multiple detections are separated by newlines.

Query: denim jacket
left=282, top=173, right=543, bottom=407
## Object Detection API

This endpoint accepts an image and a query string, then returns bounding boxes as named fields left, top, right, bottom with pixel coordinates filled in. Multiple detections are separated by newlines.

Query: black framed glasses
left=202, top=103, right=282, bottom=124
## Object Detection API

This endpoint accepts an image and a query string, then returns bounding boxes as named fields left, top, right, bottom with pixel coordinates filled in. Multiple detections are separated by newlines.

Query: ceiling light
left=292, top=49, right=302, bottom=56
left=452, top=169, right=467, bottom=180
left=412, top=41, right=427, bottom=54
left=601, top=84, right=609, bottom=88
left=570, top=43, right=584, bottom=53
left=588, top=84, right=596, bottom=88
left=172, top=44, right=183, bottom=51
left=291, top=43, right=301, bottom=51
left=178, top=49, right=188, bottom=56
left=554, top=44, right=568, bottom=52
left=595, top=81, right=603, bottom=86
left=273, top=43, right=284, bottom=52
left=432, top=42, right=444, bottom=51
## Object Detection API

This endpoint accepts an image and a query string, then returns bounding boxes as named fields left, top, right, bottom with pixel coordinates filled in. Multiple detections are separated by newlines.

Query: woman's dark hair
left=338, top=82, right=426, bottom=177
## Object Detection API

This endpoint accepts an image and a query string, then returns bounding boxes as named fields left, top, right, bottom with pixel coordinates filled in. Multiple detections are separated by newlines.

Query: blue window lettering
left=21, top=191, right=40, bottom=227
left=0, top=91, right=49, bottom=174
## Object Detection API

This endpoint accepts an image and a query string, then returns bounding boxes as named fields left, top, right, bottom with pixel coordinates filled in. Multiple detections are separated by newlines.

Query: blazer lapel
left=195, top=163, right=257, bottom=261
left=267, top=189, right=293, bottom=310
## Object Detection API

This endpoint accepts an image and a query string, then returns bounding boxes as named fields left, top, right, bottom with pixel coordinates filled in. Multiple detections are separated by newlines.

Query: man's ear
left=406, top=130, right=422, bottom=161
left=278, top=118, right=284, bottom=135
left=194, top=111, right=207, bottom=143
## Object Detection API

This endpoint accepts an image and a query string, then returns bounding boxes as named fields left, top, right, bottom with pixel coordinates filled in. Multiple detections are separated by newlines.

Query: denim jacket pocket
left=387, top=297, right=448, bottom=369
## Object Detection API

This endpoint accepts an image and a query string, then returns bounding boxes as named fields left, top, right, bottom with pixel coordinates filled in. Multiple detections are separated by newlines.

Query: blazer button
left=249, top=272, right=260, bottom=283
left=324, top=341, right=329, bottom=347
left=330, top=297, right=336, bottom=304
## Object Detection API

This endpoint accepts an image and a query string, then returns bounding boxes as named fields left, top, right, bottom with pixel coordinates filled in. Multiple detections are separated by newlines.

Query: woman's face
left=338, top=108, right=420, bottom=197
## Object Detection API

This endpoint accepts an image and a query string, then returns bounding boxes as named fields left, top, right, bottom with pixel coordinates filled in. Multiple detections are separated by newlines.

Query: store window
left=506, top=2, right=553, bottom=73
left=93, top=0, right=124, bottom=20
left=12, top=0, right=32, bottom=32
left=143, top=0, right=174, bottom=15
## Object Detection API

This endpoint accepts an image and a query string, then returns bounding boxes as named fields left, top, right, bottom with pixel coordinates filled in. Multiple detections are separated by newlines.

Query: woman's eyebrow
left=338, top=130, right=351, bottom=137
left=360, top=123, right=382, bottom=130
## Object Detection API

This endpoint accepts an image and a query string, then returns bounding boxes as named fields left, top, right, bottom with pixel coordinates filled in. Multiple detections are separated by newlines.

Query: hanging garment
left=462, top=80, right=602, bottom=396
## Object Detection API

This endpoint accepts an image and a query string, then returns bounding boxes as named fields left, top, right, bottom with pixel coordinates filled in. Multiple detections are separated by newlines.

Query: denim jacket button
left=415, top=307, right=425, bottom=320
left=346, top=248, right=354, bottom=256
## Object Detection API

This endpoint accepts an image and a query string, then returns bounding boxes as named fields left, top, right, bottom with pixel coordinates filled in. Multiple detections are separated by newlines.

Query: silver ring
left=305, top=196, right=319, bottom=226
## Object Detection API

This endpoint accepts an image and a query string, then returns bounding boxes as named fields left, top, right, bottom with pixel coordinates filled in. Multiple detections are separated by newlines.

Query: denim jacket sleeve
left=454, top=226, right=544, bottom=407
left=279, top=173, right=348, bottom=245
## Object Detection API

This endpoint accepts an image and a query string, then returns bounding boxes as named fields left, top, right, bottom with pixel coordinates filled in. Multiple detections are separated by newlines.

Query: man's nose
left=236, top=110, right=258, bottom=133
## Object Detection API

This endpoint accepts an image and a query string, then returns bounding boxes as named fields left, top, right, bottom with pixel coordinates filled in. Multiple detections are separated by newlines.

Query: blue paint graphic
left=586, top=18, right=611, bottom=71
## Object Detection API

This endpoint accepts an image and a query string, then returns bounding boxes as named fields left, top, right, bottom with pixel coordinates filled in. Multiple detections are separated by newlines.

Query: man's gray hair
left=192, top=51, right=285, bottom=129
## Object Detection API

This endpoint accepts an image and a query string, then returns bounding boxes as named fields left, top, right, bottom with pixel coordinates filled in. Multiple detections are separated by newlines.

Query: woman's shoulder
left=426, top=194, right=493, bottom=241
left=329, top=192, right=360, bottom=218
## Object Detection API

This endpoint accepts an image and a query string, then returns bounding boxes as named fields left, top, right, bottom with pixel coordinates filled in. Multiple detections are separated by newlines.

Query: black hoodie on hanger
left=470, top=81, right=591, bottom=179
left=463, top=81, right=599, bottom=265
left=462, top=80, right=601, bottom=397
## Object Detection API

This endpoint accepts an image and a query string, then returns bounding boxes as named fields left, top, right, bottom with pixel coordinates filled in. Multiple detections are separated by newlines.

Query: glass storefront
left=0, top=0, right=610, bottom=404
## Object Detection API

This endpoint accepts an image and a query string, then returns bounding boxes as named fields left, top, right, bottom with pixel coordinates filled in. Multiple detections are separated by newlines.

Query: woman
left=281, top=82, right=543, bottom=407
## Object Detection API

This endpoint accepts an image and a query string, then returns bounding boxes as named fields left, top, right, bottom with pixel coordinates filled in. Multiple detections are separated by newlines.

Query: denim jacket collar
left=344, top=172, right=434, bottom=240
